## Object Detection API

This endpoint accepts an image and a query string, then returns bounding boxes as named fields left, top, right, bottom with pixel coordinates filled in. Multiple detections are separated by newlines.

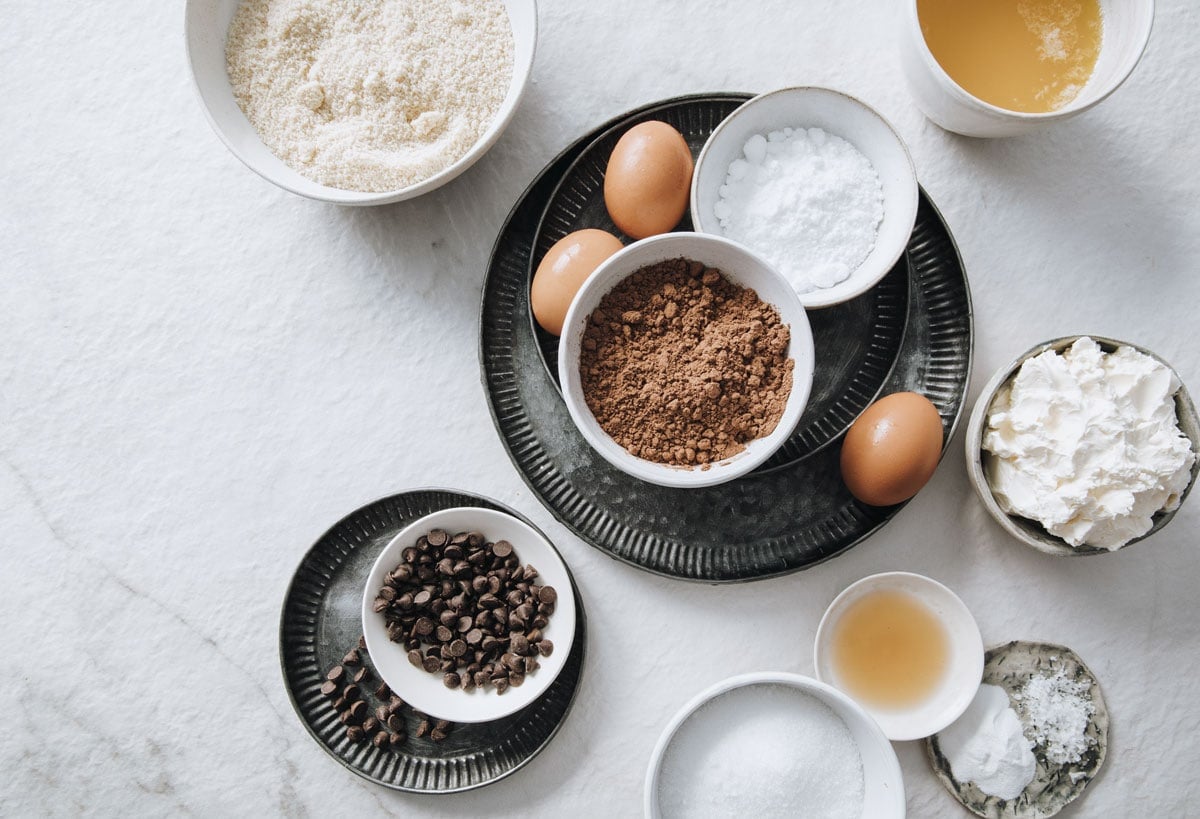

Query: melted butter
left=918, top=0, right=1103, bottom=113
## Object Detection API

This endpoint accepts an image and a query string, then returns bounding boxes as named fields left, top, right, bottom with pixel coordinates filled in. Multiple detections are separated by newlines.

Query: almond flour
left=225, top=0, right=514, bottom=192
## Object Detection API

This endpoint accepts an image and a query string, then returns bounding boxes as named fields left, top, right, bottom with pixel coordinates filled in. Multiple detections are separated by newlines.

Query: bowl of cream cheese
left=965, top=335, right=1200, bottom=556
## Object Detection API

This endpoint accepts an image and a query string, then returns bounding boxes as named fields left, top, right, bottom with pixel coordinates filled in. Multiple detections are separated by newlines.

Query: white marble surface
left=2, top=1, right=1199, bottom=816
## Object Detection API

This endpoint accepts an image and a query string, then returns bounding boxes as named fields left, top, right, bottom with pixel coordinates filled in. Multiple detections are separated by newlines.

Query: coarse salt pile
left=1014, top=669, right=1096, bottom=765
left=658, top=684, right=865, bottom=819
left=226, top=0, right=513, bottom=192
left=714, top=128, right=883, bottom=295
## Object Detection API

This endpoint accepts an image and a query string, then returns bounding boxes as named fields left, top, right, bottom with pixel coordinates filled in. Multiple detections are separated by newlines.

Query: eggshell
left=603, top=121, right=693, bottom=239
left=840, top=392, right=944, bottom=506
left=531, top=229, right=624, bottom=336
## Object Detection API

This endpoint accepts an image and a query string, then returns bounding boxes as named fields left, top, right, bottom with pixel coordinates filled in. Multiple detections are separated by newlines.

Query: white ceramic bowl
left=691, top=87, right=918, bottom=309
left=184, top=0, right=537, bottom=205
left=814, top=572, right=983, bottom=741
left=644, top=672, right=905, bottom=819
left=899, top=0, right=1154, bottom=137
left=361, top=506, right=576, bottom=723
left=965, top=335, right=1200, bottom=556
left=558, top=232, right=815, bottom=489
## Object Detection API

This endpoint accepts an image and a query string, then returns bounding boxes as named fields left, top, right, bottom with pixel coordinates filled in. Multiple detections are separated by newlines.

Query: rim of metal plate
left=479, top=94, right=974, bottom=582
left=279, top=487, right=587, bottom=793
left=525, top=93, right=909, bottom=468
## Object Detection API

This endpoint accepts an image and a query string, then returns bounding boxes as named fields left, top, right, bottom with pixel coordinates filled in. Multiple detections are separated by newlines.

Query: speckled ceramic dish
left=481, top=94, right=973, bottom=582
left=927, top=641, right=1109, bottom=819
left=280, top=488, right=586, bottom=793
left=966, top=335, right=1200, bottom=556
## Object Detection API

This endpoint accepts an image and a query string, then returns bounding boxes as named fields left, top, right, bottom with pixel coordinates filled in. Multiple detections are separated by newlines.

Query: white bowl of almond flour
left=645, top=673, right=905, bottom=818
left=186, top=0, right=536, bottom=205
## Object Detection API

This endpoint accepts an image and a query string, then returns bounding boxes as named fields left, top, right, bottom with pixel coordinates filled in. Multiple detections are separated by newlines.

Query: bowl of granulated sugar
left=185, top=0, right=537, bottom=205
left=692, top=87, right=918, bottom=308
left=645, top=672, right=905, bottom=819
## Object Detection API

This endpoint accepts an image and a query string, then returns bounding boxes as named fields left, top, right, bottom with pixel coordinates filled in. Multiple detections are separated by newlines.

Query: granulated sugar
left=658, top=684, right=865, bottom=819
left=226, top=0, right=513, bottom=192
left=714, top=128, right=883, bottom=295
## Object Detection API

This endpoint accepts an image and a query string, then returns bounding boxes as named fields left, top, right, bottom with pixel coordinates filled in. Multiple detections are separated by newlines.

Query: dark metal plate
left=279, top=488, right=587, bottom=792
left=528, top=93, right=909, bottom=468
left=479, top=94, right=973, bottom=583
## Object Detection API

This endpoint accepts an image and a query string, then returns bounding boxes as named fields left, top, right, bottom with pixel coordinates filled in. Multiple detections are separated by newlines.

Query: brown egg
left=531, top=229, right=624, bottom=336
left=840, top=392, right=944, bottom=506
left=603, top=121, right=693, bottom=239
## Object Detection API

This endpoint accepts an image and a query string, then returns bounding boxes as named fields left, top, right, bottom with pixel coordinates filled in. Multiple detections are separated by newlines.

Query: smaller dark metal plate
left=279, top=488, right=587, bottom=793
left=527, top=94, right=908, bottom=467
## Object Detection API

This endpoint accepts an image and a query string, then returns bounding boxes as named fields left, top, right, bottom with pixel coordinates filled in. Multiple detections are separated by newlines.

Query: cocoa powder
left=579, top=257, right=794, bottom=467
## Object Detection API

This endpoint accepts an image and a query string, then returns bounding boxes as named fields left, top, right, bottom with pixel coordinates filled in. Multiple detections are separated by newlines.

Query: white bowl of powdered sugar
left=645, top=672, right=905, bottom=818
left=691, top=87, right=918, bottom=308
left=185, top=0, right=536, bottom=205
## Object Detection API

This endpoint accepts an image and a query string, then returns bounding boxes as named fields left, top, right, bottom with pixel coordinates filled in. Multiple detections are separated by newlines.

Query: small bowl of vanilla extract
left=814, top=572, right=984, bottom=741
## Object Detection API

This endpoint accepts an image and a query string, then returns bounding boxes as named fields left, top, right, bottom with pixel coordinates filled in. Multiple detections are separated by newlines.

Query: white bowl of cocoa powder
left=558, top=233, right=815, bottom=488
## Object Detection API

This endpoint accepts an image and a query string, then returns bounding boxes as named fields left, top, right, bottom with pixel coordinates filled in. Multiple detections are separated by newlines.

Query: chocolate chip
left=342, top=649, right=361, bottom=667
left=342, top=684, right=360, bottom=702
left=352, top=667, right=370, bottom=684
left=349, top=701, right=367, bottom=721
left=537, top=639, right=554, bottom=657
left=386, top=714, right=404, bottom=733
left=333, top=697, right=347, bottom=712
left=492, top=540, right=513, bottom=557
left=407, top=649, right=423, bottom=668
left=422, top=656, right=441, bottom=673
left=372, top=598, right=389, bottom=613
left=373, top=732, right=389, bottom=749
left=346, top=726, right=365, bottom=743
left=320, top=680, right=338, bottom=697
left=375, top=705, right=390, bottom=723
left=375, top=682, right=392, bottom=700
left=415, top=720, right=430, bottom=739
left=538, top=586, right=558, bottom=605
left=443, top=672, right=461, bottom=689
left=326, top=666, right=345, bottom=683
left=390, top=732, right=406, bottom=750
left=362, top=717, right=378, bottom=734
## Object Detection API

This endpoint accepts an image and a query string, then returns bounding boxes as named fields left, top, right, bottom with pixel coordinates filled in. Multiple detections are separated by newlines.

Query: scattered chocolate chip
left=415, top=720, right=430, bottom=739
left=375, top=682, right=392, bottom=700
left=326, top=666, right=345, bottom=683
left=373, top=731, right=389, bottom=749
left=320, top=680, right=338, bottom=697
left=346, top=726, right=365, bottom=743
left=386, top=714, right=404, bottom=733
left=342, top=649, right=361, bottom=667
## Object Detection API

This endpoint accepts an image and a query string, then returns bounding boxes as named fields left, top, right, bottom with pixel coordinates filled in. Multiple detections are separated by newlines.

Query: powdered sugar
left=225, top=0, right=513, bottom=192
left=713, top=127, right=883, bottom=295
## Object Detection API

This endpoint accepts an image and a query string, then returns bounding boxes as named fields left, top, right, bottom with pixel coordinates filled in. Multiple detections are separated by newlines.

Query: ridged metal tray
left=479, top=94, right=973, bottom=582
left=279, top=489, right=586, bottom=792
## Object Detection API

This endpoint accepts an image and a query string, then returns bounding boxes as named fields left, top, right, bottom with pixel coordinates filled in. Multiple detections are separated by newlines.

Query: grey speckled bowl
left=965, top=335, right=1200, bottom=556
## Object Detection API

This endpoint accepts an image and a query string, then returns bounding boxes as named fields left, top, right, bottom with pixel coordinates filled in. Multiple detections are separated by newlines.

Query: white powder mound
left=658, top=684, right=865, bottom=819
left=226, top=0, right=514, bottom=193
left=714, top=127, right=883, bottom=295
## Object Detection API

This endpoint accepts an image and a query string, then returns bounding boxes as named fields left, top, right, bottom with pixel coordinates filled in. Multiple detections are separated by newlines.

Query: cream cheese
left=983, top=337, right=1194, bottom=550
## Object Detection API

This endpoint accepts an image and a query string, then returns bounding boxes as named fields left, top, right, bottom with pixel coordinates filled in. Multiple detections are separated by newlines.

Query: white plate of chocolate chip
left=361, top=506, right=577, bottom=724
